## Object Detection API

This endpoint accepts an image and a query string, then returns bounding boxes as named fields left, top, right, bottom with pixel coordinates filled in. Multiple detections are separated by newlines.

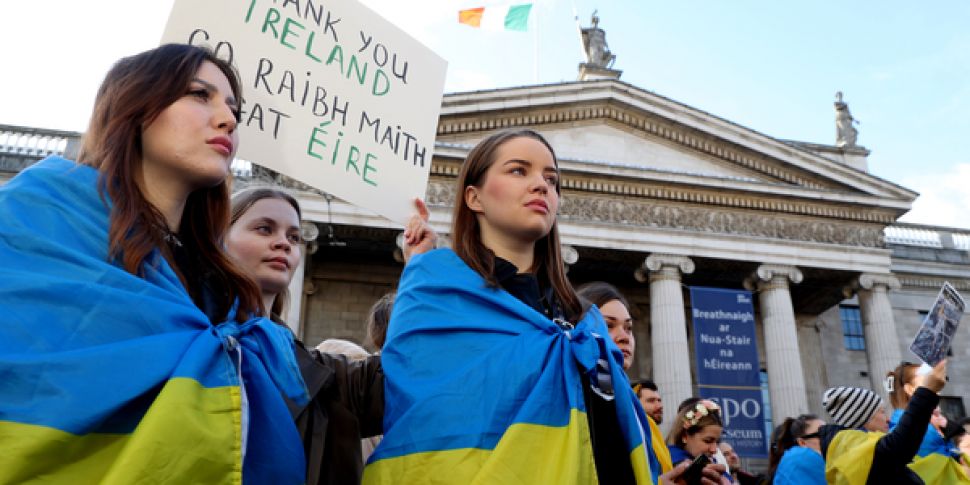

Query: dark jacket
left=288, top=343, right=383, bottom=485
left=819, top=386, right=939, bottom=485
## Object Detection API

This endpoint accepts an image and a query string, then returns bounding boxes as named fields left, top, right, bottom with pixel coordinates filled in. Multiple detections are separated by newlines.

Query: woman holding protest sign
left=225, top=186, right=433, bottom=484
left=0, top=44, right=310, bottom=483
left=363, top=128, right=677, bottom=485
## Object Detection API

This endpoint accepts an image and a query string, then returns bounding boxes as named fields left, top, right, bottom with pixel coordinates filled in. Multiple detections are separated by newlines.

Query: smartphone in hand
left=682, top=454, right=711, bottom=485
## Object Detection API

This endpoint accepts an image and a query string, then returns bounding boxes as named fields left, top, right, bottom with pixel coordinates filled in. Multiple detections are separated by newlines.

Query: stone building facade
left=3, top=76, right=968, bottom=437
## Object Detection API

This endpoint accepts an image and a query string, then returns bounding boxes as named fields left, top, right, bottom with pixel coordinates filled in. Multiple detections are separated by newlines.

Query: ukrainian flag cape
left=363, top=249, right=659, bottom=484
left=0, top=157, right=308, bottom=484
left=826, top=430, right=970, bottom=485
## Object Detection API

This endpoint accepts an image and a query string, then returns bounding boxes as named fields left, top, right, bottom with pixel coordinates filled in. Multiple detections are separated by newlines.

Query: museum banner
left=690, top=287, right=768, bottom=458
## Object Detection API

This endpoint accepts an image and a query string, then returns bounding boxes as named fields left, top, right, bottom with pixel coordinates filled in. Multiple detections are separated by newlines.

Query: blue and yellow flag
left=826, top=429, right=970, bottom=485
left=364, top=248, right=658, bottom=484
left=0, top=157, right=308, bottom=484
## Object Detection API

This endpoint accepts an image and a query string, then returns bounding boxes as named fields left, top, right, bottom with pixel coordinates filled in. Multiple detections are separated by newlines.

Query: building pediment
left=436, top=80, right=917, bottom=207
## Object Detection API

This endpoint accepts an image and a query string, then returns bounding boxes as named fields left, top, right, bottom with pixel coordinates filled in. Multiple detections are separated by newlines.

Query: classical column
left=284, top=255, right=307, bottom=337
left=562, top=245, right=579, bottom=273
left=636, top=253, right=694, bottom=432
left=285, top=221, right=319, bottom=338
left=851, top=273, right=903, bottom=399
left=745, top=264, right=808, bottom=425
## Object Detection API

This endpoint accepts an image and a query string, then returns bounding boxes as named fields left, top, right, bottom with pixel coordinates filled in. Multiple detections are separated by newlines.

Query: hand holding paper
left=915, top=360, right=947, bottom=394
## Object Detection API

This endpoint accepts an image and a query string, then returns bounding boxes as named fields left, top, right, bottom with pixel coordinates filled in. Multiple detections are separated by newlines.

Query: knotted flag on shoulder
left=363, top=248, right=659, bottom=484
left=0, top=157, right=308, bottom=484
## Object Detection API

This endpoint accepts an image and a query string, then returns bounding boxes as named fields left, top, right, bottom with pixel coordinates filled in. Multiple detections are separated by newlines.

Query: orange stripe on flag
left=458, top=8, right=485, bottom=27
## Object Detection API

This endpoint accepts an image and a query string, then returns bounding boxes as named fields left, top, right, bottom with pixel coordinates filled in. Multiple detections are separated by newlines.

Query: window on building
left=840, top=306, right=865, bottom=351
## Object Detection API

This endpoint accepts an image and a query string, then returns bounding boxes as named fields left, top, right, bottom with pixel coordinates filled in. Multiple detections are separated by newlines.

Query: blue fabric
left=371, top=248, right=661, bottom=482
left=668, top=445, right=691, bottom=465
left=0, top=157, right=308, bottom=483
left=774, top=446, right=826, bottom=485
left=890, top=408, right=951, bottom=457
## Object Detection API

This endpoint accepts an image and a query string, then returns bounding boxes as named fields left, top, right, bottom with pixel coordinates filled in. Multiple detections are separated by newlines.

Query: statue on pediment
left=580, top=11, right=616, bottom=69
left=835, top=91, right=859, bottom=147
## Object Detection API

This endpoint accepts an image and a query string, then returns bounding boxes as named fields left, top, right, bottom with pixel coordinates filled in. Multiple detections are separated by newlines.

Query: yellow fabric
left=648, top=416, right=673, bottom=473
left=826, top=429, right=970, bottom=485
left=909, top=453, right=970, bottom=485
left=825, top=430, right=881, bottom=485
left=0, top=378, right=241, bottom=484
left=629, top=443, right=651, bottom=484
left=364, top=409, right=600, bottom=484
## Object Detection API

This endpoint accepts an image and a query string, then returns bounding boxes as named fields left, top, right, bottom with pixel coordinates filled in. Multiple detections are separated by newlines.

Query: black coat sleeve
left=874, top=386, right=939, bottom=464
left=309, top=350, right=385, bottom=438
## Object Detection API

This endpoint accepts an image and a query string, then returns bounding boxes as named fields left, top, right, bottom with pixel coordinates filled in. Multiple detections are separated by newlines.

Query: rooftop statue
left=580, top=11, right=616, bottom=69
left=835, top=91, right=859, bottom=148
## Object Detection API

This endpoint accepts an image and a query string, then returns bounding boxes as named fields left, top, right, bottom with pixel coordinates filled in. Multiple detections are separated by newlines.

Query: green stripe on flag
left=504, top=4, right=532, bottom=31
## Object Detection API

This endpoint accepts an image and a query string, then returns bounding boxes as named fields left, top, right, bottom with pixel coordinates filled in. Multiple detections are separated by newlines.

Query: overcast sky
left=3, top=0, right=967, bottom=228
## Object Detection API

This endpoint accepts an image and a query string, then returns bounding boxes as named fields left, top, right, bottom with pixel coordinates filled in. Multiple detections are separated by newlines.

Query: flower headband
left=683, top=400, right=720, bottom=428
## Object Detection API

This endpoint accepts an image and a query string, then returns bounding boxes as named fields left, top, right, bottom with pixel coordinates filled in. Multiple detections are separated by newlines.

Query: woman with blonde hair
left=666, top=398, right=731, bottom=484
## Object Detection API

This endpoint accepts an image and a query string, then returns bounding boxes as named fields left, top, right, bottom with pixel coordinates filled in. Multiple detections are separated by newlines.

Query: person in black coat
left=818, top=360, right=947, bottom=484
left=226, top=187, right=435, bottom=483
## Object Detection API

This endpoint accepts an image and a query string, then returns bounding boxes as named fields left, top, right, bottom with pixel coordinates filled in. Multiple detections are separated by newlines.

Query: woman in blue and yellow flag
left=819, top=361, right=970, bottom=485
left=363, top=129, right=663, bottom=484
left=0, top=44, right=308, bottom=484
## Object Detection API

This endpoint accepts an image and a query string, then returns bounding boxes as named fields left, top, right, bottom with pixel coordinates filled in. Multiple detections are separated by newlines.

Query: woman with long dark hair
left=363, top=129, right=665, bottom=484
left=765, top=414, right=826, bottom=484
left=0, top=44, right=307, bottom=483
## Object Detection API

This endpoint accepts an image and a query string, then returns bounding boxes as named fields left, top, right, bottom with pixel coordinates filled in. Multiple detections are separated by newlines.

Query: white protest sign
left=162, top=0, right=447, bottom=223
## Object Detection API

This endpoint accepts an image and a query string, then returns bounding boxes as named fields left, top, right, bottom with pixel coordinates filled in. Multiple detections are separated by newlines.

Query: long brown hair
left=230, top=187, right=303, bottom=323
left=451, top=128, right=582, bottom=323
left=77, top=43, right=261, bottom=322
left=886, top=362, right=919, bottom=409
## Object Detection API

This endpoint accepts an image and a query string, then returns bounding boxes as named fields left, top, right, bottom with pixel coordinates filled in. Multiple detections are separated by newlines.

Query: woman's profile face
left=464, top=136, right=559, bottom=248
left=141, top=60, right=239, bottom=195
left=797, top=418, right=825, bottom=453
left=600, top=299, right=635, bottom=370
left=864, top=407, right=890, bottom=433
left=227, top=198, right=302, bottom=296
left=683, top=424, right=722, bottom=458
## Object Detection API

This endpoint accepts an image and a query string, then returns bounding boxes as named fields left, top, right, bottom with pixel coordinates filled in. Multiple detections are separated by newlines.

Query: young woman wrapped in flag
left=363, top=129, right=666, bottom=484
left=0, top=44, right=309, bottom=484
left=224, top=187, right=434, bottom=484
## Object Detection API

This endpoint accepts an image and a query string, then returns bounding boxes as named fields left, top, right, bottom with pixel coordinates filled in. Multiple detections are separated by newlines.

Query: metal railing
left=0, top=124, right=80, bottom=157
left=884, top=223, right=970, bottom=251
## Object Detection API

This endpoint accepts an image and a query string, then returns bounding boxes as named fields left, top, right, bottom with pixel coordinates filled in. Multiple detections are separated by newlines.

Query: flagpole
left=533, top=3, right=539, bottom=84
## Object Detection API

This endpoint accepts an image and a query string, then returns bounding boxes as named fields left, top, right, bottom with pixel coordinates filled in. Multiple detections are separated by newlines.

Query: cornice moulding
left=439, top=82, right=917, bottom=201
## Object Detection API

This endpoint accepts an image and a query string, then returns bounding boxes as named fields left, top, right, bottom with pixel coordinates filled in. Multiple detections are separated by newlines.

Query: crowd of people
left=0, top=43, right=967, bottom=485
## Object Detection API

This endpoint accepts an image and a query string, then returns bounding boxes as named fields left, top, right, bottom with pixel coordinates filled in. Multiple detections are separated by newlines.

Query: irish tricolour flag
left=458, top=4, right=532, bottom=31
